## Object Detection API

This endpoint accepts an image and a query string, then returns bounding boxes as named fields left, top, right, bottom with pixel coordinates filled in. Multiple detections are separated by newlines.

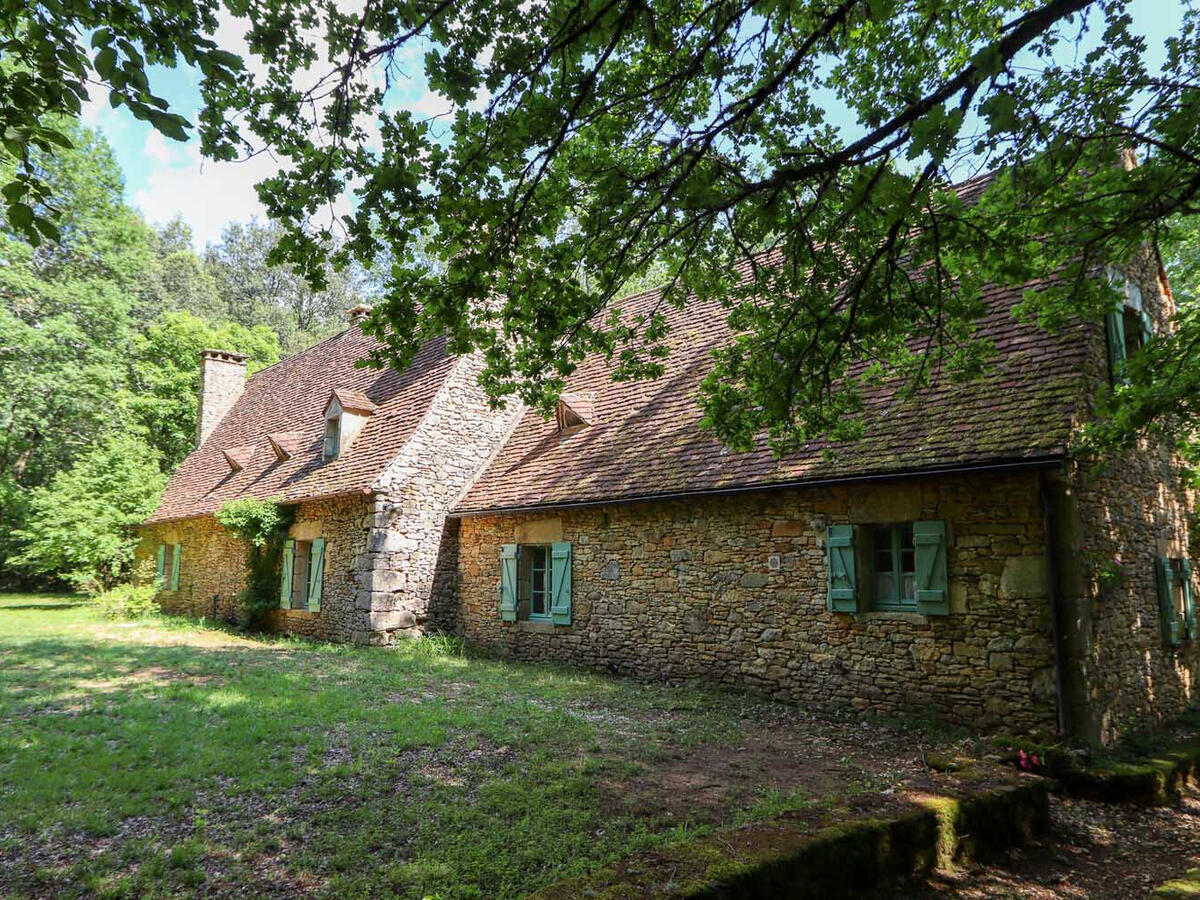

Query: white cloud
left=143, top=130, right=177, bottom=166
left=131, top=143, right=272, bottom=246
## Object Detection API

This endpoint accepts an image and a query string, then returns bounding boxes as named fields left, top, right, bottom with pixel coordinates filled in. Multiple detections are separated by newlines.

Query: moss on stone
left=1151, top=868, right=1200, bottom=899
left=529, top=783, right=1049, bottom=900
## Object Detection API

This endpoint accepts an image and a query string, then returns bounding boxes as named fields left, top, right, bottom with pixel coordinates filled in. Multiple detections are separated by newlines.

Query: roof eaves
left=448, top=454, right=1067, bottom=519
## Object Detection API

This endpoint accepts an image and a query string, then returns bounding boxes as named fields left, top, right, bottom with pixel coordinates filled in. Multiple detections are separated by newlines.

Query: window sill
left=856, top=610, right=929, bottom=624
left=279, top=608, right=319, bottom=617
left=514, top=619, right=564, bottom=634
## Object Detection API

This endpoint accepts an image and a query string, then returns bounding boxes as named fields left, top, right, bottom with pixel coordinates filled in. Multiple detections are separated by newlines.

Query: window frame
left=870, top=524, right=917, bottom=611
left=517, top=543, right=554, bottom=621
left=324, top=415, right=341, bottom=460
left=291, top=540, right=313, bottom=610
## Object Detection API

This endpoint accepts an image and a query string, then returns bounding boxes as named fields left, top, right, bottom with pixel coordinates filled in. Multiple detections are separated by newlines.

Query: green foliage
left=10, top=431, right=166, bottom=592
left=0, top=117, right=358, bottom=589
left=0, top=3, right=242, bottom=246
left=215, top=498, right=293, bottom=627
left=128, top=311, right=281, bottom=470
left=93, top=581, right=159, bottom=620
left=169, top=0, right=1200, bottom=454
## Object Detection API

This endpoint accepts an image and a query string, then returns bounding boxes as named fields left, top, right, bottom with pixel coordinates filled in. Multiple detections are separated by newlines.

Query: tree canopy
left=0, top=119, right=365, bottom=589
left=3, top=0, right=1200, bottom=456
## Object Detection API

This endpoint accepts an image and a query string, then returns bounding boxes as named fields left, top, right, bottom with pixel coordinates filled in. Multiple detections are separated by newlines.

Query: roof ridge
left=245, top=324, right=366, bottom=385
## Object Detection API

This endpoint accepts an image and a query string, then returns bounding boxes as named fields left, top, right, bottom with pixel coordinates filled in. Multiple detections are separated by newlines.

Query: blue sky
left=84, top=0, right=1189, bottom=250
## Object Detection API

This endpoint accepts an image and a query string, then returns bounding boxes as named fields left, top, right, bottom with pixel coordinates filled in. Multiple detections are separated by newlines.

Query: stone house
left=142, top=242, right=1198, bottom=748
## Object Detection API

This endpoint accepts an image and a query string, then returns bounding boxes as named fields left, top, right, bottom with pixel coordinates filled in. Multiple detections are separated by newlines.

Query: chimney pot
left=349, top=304, right=373, bottom=326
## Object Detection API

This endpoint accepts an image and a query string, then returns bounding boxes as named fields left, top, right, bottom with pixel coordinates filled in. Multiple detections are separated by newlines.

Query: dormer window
left=322, top=388, right=376, bottom=462
left=324, top=415, right=341, bottom=460
left=1105, top=267, right=1154, bottom=383
left=556, top=391, right=598, bottom=433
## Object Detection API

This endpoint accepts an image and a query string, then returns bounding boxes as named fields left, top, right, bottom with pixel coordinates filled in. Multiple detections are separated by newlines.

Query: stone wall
left=1046, top=246, right=1200, bottom=745
left=1065, top=446, right=1200, bottom=745
left=137, top=493, right=373, bottom=642
left=444, top=470, right=1062, bottom=736
left=355, top=351, right=522, bottom=644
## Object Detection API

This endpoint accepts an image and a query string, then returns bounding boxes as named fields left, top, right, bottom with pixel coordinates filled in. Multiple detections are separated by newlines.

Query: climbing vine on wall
left=215, top=497, right=293, bottom=629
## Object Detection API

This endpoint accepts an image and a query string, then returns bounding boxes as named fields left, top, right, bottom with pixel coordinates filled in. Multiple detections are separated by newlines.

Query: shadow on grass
left=0, top=602, right=89, bottom=611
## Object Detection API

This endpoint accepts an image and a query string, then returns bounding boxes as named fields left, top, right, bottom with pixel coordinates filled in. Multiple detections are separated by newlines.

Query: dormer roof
left=267, top=431, right=304, bottom=461
left=222, top=445, right=256, bottom=472
left=556, top=391, right=598, bottom=430
left=326, top=388, right=377, bottom=416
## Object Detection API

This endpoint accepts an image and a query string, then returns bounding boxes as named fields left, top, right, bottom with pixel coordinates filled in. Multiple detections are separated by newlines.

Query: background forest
left=0, top=121, right=375, bottom=592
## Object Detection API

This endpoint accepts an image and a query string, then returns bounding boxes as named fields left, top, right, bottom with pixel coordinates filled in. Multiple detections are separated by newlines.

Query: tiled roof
left=453, top=273, right=1092, bottom=515
left=147, top=327, right=455, bottom=523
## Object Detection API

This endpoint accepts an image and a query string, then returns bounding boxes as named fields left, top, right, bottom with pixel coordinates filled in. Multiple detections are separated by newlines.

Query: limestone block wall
left=1067, top=445, right=1199, bottom=744
left=354, top=351, right=522, bottom=644
left=137, top=493, right=373, bottom=642
left=445, top=470, right=1061, bottom=736
left=1049, top=246, right=1200, bottom=744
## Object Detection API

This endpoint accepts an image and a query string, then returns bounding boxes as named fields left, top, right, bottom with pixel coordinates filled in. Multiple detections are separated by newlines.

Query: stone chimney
left=348, top=304, right=373, bottom=327
left=197, top=349, right=248, bottom=447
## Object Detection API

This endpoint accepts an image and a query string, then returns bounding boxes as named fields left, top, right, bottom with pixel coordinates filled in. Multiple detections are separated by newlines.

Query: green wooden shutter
left=170, top=543, right=182, bottom=591
left=1156, top=556, right=1180, bottom=647
left=1138, top=309, right=1154, bottom=347
left=914, top=520, right=950, bottom=616
left=826, top=525, right=858, bottom=613
left=1106, top=308, right=1127, bottom=383
left=1182, top=559, right=1197, bottom=641
left=279, top=539, right=295, bottom=610
left=307, top=538, right=325, bottom=612
left=500, top=544, right=518, bottom=622
left=550, top=541, right=573, bottom=626
left=156, top=544, right=166, bottom=589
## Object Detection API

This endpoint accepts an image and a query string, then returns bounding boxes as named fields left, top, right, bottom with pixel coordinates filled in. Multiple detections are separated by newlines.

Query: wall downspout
left=1039, top=468, right=1071, bottom=739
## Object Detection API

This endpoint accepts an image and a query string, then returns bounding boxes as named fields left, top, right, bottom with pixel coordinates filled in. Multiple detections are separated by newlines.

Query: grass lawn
left=0, top=593, right=983, bottom=899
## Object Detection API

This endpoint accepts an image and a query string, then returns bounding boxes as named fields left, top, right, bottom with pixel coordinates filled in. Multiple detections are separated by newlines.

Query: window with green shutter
left=153, top=544, right=165, bottom=590
left=280, top=539, right=295, bottom=609
left=170, top=543, right=182, bottom=591
left=277, top=538, right=324, bottom=612
left=834, top=520, right=950, bottom=615
left=500, top=544, right=518, bottom=622
left=913, top=521, right=949, bottom=616
left=1157, top=556, right=1196, bottom=647
left=501, top=542, right=573, bottom=625
left=826, top=524, right=858, bottom=613
left=1105, top=268, right=1153, bottom=385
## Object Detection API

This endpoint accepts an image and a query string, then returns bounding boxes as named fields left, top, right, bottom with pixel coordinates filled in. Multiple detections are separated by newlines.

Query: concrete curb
left=528, top=781, right=1049, bottom=899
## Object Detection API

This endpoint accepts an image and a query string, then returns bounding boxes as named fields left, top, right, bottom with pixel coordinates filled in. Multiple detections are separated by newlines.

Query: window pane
left=293, top=541, right=310, bottom=609
left=875, top=573, right=895, bottom=603
left=901, top=573, right=915, bottom=602
left=530, top=546, right=548, bottom=616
